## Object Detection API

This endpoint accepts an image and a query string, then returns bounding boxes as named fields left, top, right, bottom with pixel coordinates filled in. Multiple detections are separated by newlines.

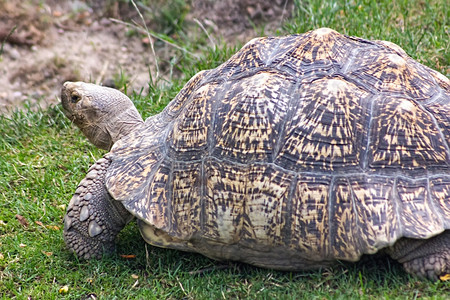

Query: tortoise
left=60, top=28, right=450, bottom=280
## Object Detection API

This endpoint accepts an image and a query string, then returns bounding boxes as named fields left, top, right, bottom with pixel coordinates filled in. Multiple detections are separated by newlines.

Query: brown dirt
left=0, top=0, right=292, bottom=113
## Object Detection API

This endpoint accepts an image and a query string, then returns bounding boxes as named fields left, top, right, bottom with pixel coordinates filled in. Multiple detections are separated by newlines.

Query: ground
left=0, top=0, right=292, bottom=113
left=1, top=0, right=449, bottom=297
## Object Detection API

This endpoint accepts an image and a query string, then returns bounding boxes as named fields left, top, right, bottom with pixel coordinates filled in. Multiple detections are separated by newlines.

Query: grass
left=1, top=0, right=449, bottom=298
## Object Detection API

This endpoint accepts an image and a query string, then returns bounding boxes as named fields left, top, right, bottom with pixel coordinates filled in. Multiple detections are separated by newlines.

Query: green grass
left=1, top=0, right=449, bottom=298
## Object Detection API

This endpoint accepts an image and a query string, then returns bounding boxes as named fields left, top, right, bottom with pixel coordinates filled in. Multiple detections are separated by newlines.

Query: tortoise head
left=61, top=82, right=144, bottom=150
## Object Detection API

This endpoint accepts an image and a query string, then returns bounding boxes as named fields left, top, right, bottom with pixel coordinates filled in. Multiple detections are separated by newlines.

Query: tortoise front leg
left=63, top=157, right=133, bottom=259
left=386, top=231, right=450, bottom=281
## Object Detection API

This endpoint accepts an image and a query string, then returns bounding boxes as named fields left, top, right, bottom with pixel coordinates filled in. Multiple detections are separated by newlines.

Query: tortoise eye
left=71, top=94, right=81, bottom=103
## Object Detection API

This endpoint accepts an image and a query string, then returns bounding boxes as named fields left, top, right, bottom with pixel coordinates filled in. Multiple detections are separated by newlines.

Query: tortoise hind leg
left=63, top=157, right=133, bottom=259
left=386, top=231, right=450, bottom=280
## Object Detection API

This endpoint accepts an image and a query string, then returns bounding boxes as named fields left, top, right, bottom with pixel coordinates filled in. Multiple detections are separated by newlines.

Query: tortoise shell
left=104, top=28, right=449, bottom=267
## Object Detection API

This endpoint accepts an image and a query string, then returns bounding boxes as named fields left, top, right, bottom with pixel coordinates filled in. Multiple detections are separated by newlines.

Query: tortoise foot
left=63, top=157, right=132, bottom=259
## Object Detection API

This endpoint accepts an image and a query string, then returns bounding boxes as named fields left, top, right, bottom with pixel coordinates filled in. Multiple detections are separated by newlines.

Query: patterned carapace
left=103, top=28, right=449, bottom=267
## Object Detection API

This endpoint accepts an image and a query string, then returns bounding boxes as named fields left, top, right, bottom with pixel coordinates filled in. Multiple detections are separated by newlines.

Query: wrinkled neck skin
left=80, top=106, right=144, bottom=151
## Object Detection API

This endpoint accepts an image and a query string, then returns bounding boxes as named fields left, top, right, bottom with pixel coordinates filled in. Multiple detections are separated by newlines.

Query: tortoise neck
left=108, top=107, right=144, bottom=148
left=81, top=106, right=144, bottom=151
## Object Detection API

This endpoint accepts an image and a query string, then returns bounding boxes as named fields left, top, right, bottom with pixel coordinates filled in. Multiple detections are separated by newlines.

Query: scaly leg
left=386, top=231, right=450, bottom=280
left=63, top=157, right=133, bottom=259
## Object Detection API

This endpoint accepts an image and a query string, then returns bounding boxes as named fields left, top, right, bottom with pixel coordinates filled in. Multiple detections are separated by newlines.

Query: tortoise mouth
left=60, top=81, right=85, bottom=121
left=60, top=84, right=75, bottom=120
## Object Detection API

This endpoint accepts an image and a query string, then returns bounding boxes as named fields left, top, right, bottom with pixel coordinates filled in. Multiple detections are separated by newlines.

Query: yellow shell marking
left=276, top=77, right=368, bottom=171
